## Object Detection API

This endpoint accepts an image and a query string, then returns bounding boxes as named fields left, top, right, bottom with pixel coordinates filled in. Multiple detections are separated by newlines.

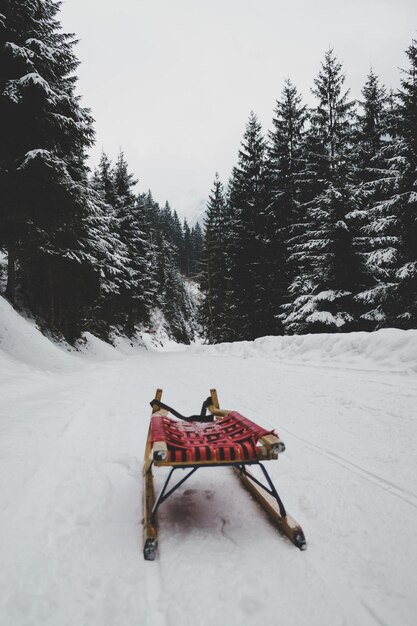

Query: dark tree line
left=201, top=44, right=417, bottom=342
left=0, top=0, right=203, bottom=344
left=1, top=1, right=415, bottom=348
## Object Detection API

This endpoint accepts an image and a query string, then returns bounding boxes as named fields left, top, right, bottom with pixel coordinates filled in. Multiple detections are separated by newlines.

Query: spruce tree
left=349, top=70, right=391, bottom=329
left=357, top=40, right=417, bottom=327
left=182, top=218, right=191, bottom=275
left=200, top=173, right=228, bottom=342
left=283, top=50, right=359, bottom=333
left=268, top=79, right=307, bottom=329
left=113, top=151, right=155, bottom=333
left=190, top=223, right=204, bottom=277
left=225, top=112, right=273, bottom=340
left=92, top=152, right=118, bottom=207
left=89, top=153, right=132, bottom=337
left=0, top=0, right=98, bottom=340
left=396, top=39, right=417, bottom=326
left=355, top=70, right=388, bottom=172
left=171, top=210, right=185, bottom=269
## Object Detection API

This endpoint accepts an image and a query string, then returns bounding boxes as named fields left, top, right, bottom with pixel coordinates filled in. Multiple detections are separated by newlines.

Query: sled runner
left=143, top=388, right=306, bottom=560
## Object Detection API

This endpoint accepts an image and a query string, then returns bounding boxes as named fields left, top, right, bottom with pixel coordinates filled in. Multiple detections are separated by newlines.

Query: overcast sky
left=60, top=0, right=417, bottom=222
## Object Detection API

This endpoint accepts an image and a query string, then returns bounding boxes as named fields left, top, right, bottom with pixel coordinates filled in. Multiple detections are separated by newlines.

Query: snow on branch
left=315, top=289, right=350, bottom=302
left=25, top=38, right=57, bottom=61
left=3, top=73, right=56, bottom=104
left=306, top=310, right=346, bottom=328
left=396, top=262, right=417, bottom=280
left=356, top=284, right=396, bottom=303
left=18, top=149, right=52, bottom=169
left=366, top=247, right=397, bottom=266
left=5, top=42, right=35, bottom=64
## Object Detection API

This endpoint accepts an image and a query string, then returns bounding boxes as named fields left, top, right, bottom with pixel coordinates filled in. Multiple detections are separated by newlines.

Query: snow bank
left=0, top=296, right=74, bottom=371
left=75, top=331, right=124, bottom=361
left=2, top=291, right=416, bottom=375
left=0, top=296, right=181, bottom=373
left=191, top=328, right=417, bottom=373
left=0, top=296, right=136, bottom=371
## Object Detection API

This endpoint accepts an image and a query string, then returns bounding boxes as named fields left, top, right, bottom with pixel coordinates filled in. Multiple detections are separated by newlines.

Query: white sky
left=60, top=0, right=417, bottom=221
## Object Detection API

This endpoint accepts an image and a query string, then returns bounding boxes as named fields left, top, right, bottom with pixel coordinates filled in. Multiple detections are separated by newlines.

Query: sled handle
left=208, top=388, right=230, bottom=417
left=152, top=389, right=163, bottom=413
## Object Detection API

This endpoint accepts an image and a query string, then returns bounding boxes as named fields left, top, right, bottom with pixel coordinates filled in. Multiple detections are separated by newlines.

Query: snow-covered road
left=1, top=305, right=417, bottom=626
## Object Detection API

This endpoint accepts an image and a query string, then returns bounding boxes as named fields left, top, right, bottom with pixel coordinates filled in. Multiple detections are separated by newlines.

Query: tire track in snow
left=279, top=425, right=417, bottom=509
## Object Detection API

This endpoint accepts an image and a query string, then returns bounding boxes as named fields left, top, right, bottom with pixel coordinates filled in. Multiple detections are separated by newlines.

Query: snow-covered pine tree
left=171, top=210, right=184, bottom=260
left=283, top=50, right=359, bottom=334
left=140, top=190, right=160, bottom=235
left=82, top=197, right=129, bottom=340
left=396, top=40, right=417, bottom=326
left=268, top=79, right=308, bottom=330
left=181, top=218, right=192, bottom=275
left=0, top=0, right=101, bottom=340
left=225, top=112, right=274, bottom=341
left=92, top=152, right=118, bottom=207
left=354, top=70, right=388, bottom=174
left=149, top=201, right=185, bottom=274
left=114, top=151, right=137, bottom=205
left=88, top=152, right=133, bottom=338
left=189, top=223, right=204, bottom=278
left=357, top=40, right=417, bottom=327
left=348, top=70, right=392, bottom=329
left=200, top=173, right=229, bottom=343
left=113, top=151, right=155, bottom=333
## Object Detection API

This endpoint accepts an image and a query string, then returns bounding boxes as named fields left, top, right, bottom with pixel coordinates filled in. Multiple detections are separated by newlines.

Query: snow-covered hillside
left=1, top=296, right=417, bottom=626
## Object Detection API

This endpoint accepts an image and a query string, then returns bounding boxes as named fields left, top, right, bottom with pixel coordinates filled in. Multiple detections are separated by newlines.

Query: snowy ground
left=1, top=297, right=417, bottom=626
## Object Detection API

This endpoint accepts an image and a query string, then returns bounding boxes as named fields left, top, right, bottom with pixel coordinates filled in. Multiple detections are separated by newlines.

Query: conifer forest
left=1, top=0, right=416, bottom=345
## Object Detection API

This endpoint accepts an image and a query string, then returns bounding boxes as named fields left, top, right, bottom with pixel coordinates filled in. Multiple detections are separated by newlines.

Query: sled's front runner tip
left=142, top=388, right=306, bottom=559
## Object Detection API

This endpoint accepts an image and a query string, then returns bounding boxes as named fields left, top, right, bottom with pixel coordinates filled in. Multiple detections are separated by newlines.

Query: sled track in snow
left=280, top=425, right=417, bottom=509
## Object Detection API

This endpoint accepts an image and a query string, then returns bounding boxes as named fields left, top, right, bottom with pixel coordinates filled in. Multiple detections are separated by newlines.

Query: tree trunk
left=5, top=242, right=16, bottom=304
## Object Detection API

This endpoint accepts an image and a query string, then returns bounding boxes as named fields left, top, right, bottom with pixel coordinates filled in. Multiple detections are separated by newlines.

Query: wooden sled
left=143, top=388, right=306, bottom=560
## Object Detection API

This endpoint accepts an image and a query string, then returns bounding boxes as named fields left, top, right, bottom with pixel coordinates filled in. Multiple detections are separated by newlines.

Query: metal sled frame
left=143, top=389, right=306, bottom=560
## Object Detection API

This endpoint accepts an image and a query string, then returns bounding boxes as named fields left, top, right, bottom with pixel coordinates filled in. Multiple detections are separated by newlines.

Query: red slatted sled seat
left=150, top=411, right=275, bottom=464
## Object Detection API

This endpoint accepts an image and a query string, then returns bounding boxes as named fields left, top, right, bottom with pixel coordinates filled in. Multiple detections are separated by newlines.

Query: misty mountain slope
left=1, top=301, right=417, bottom=626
